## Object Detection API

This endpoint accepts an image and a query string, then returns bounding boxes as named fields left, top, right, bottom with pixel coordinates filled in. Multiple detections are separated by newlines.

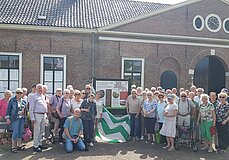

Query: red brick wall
left=0, top=30, right=93, bottom=92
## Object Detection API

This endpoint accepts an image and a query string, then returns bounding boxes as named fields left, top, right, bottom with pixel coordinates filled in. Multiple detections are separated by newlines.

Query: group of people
left=0, top=84, right=103, bottom=153
left=0, top=83, right=228, bottom=154
left=126, top=85, right=229, bottom=153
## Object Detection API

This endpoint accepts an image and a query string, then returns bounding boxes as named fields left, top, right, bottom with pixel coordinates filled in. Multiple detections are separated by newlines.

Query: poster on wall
left=93, top=78, right=130, bottom=108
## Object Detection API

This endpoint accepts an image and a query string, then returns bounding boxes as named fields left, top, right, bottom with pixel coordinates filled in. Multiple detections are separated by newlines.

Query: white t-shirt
left=164, top=103, right=178, bottom=121
left=71, top=99, right=83, bottom=110
left=95, top=99, right=103, bottom=119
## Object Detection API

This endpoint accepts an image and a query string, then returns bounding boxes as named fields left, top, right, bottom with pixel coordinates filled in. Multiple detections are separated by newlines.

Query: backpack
left=62, top=116, right=81, bottom=139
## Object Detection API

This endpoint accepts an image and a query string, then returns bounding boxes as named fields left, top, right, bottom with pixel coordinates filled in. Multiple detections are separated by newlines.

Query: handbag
left=52, top=97, right=64, bottom=119
left=22, top=127, right=32, bottom=142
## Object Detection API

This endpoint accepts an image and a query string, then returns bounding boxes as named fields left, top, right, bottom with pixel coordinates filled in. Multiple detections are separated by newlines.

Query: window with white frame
left=0, top=53, right=22, bottom=97
left=122, top=58, right=144, bottom=88
left=41, top=55, right=66, bottom=96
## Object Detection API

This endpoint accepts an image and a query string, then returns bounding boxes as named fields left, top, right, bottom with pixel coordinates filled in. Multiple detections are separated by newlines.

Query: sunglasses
left=16, top=92, right=22, bottom=94
left=75, top=93, right=81, bottom=96
left=219, top=96, right=226, bottom=98
left=65, top=93, right=69, bottom=94
left=86, top=88, right=90, bottom=90
left=147, top=95, right=152, bottom=96
left=181, top=96, right=186, bottom=97
left=82, top=93, right=86, bottom=94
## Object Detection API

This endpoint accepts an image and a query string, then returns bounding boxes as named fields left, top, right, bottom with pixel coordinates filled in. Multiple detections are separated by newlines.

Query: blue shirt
left=157, top=101, right=167, bottom=123
left=49, top=95, right=61, bottom=110
left=63, top=116, right=83, bottom=136
left=80, top=99, right=97, bottom=120
left=143, top=99, right=157, bottom=118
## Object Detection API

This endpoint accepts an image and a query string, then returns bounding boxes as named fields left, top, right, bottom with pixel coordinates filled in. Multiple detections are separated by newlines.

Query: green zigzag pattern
left=96, top=107, right=130, bottom=142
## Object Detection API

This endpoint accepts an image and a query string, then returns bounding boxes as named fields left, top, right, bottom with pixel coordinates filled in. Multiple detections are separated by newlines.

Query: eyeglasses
left=16, top=92, right=22, bottom=94
left=158, top=97, right=164, bottom=99
left=219, top=96, right=226, bottom=99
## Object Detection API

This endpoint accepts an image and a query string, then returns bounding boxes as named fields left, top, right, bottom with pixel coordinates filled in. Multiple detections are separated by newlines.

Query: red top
left=0, top=98, right=8, bottom=118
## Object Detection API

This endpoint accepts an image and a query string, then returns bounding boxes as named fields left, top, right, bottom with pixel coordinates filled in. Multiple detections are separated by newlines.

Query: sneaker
left=220, top=149, right=226, bottom=153
left=39, top=145, right=48, bottom=150
left=151, top=141, right=155, bottom=145
left=135, top=137, right=140, bottom=141
left=201, top=145, right=209, bottom=150
left=140, top=136, right=144, bottom=140
left=88, top=142, right=94, bottom=147
left=59, top=142, right=64, bottom=145
left=33, top=147, right=42, bottom=152
left=208, top=147, right=213, bottom=153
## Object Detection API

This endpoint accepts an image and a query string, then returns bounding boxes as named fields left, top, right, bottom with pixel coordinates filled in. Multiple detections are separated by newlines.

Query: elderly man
left=64, top=108, right=85, bottom=153
left=29, top=84, right=48, bottom=152
left=176, top=91, right=196, bottom=127
left=126, top=89, right=141, bottom=140
left=194, top=88, right=204, bottom=105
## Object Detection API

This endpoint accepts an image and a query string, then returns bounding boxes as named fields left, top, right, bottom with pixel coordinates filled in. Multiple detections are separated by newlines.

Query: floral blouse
left=215, top=103, right=229, bottom=123
left=199, top=103, right=214, bottom=122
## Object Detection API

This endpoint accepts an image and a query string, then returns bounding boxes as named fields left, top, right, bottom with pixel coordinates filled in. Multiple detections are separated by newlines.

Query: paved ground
left=0, top=140, right=228, bottom=160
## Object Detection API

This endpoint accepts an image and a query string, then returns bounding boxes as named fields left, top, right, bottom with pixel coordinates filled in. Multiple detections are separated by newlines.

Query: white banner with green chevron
left=95, top=107, right=130, bottom=143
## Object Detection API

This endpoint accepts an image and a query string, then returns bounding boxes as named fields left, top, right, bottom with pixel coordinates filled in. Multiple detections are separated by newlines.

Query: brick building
left=0, top=0, right=229, bottom=96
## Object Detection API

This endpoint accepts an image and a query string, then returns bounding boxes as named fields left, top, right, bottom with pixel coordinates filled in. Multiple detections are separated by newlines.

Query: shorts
left=177, top=115, right=191, bottom=127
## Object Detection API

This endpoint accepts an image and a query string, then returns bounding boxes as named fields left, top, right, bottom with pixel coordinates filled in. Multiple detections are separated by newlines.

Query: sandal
left=18, top=145, right=26, bottom=151
left=168, top=148, right=175, bottom=152
left=11, top=148, right=18, bottom=153
left=162, top=146, right=170, bottom=149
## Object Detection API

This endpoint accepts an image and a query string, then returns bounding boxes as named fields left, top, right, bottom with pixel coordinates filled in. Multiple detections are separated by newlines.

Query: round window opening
left=193, top=15, right=204, bottom=31
left=195, top=17, right=202, bottom=29
left=225, top=20, right=229, bottom=32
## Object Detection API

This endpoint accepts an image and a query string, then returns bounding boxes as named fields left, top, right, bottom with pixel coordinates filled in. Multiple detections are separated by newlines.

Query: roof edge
left=98, top=0, right=202, bottom=31
left=0, top=24, right=97, bottom=34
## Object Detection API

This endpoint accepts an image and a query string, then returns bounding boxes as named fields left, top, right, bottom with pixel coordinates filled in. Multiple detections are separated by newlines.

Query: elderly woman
left=0, top=90, right=12, bottom=144
left=157, top=93, right=167, bottom=143
left=71, top=90, right=83, bottom=110
left=0, top=90, right=12, bottom=120
left=143, top=91, right=157, bottom=144
left=5, top=88, right=26, bottom=153
left=57, top=89, right=73, bottom=145
left=215, top=92, right=229, bottom=152
left=160, top=94, right=178, bottom=151
left=140, top=91, right=147, bottom=140
left=197, top=94, right=216, bottom=153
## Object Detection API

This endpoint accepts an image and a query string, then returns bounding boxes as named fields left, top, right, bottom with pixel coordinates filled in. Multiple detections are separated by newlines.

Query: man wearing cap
left=176, top=92, right=196, bottom=127
left=126, top=89, right=141, bottom=140
left=29, top=84, right=48, bottom=152
left=80, top=93, right=97, bottom=147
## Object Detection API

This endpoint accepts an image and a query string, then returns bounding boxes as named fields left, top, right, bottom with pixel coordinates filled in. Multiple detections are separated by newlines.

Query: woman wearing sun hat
left=159, top=94, right=178, bottom=151
left=5, top=88, right=27, bottom=153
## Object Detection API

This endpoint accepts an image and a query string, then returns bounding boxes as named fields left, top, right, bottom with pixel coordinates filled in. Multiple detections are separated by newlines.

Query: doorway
left=194, top=56, right=225, bottom=94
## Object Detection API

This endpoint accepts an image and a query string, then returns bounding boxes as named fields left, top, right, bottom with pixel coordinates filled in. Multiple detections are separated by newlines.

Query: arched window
left=160, top=70, right=177, bottom=90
